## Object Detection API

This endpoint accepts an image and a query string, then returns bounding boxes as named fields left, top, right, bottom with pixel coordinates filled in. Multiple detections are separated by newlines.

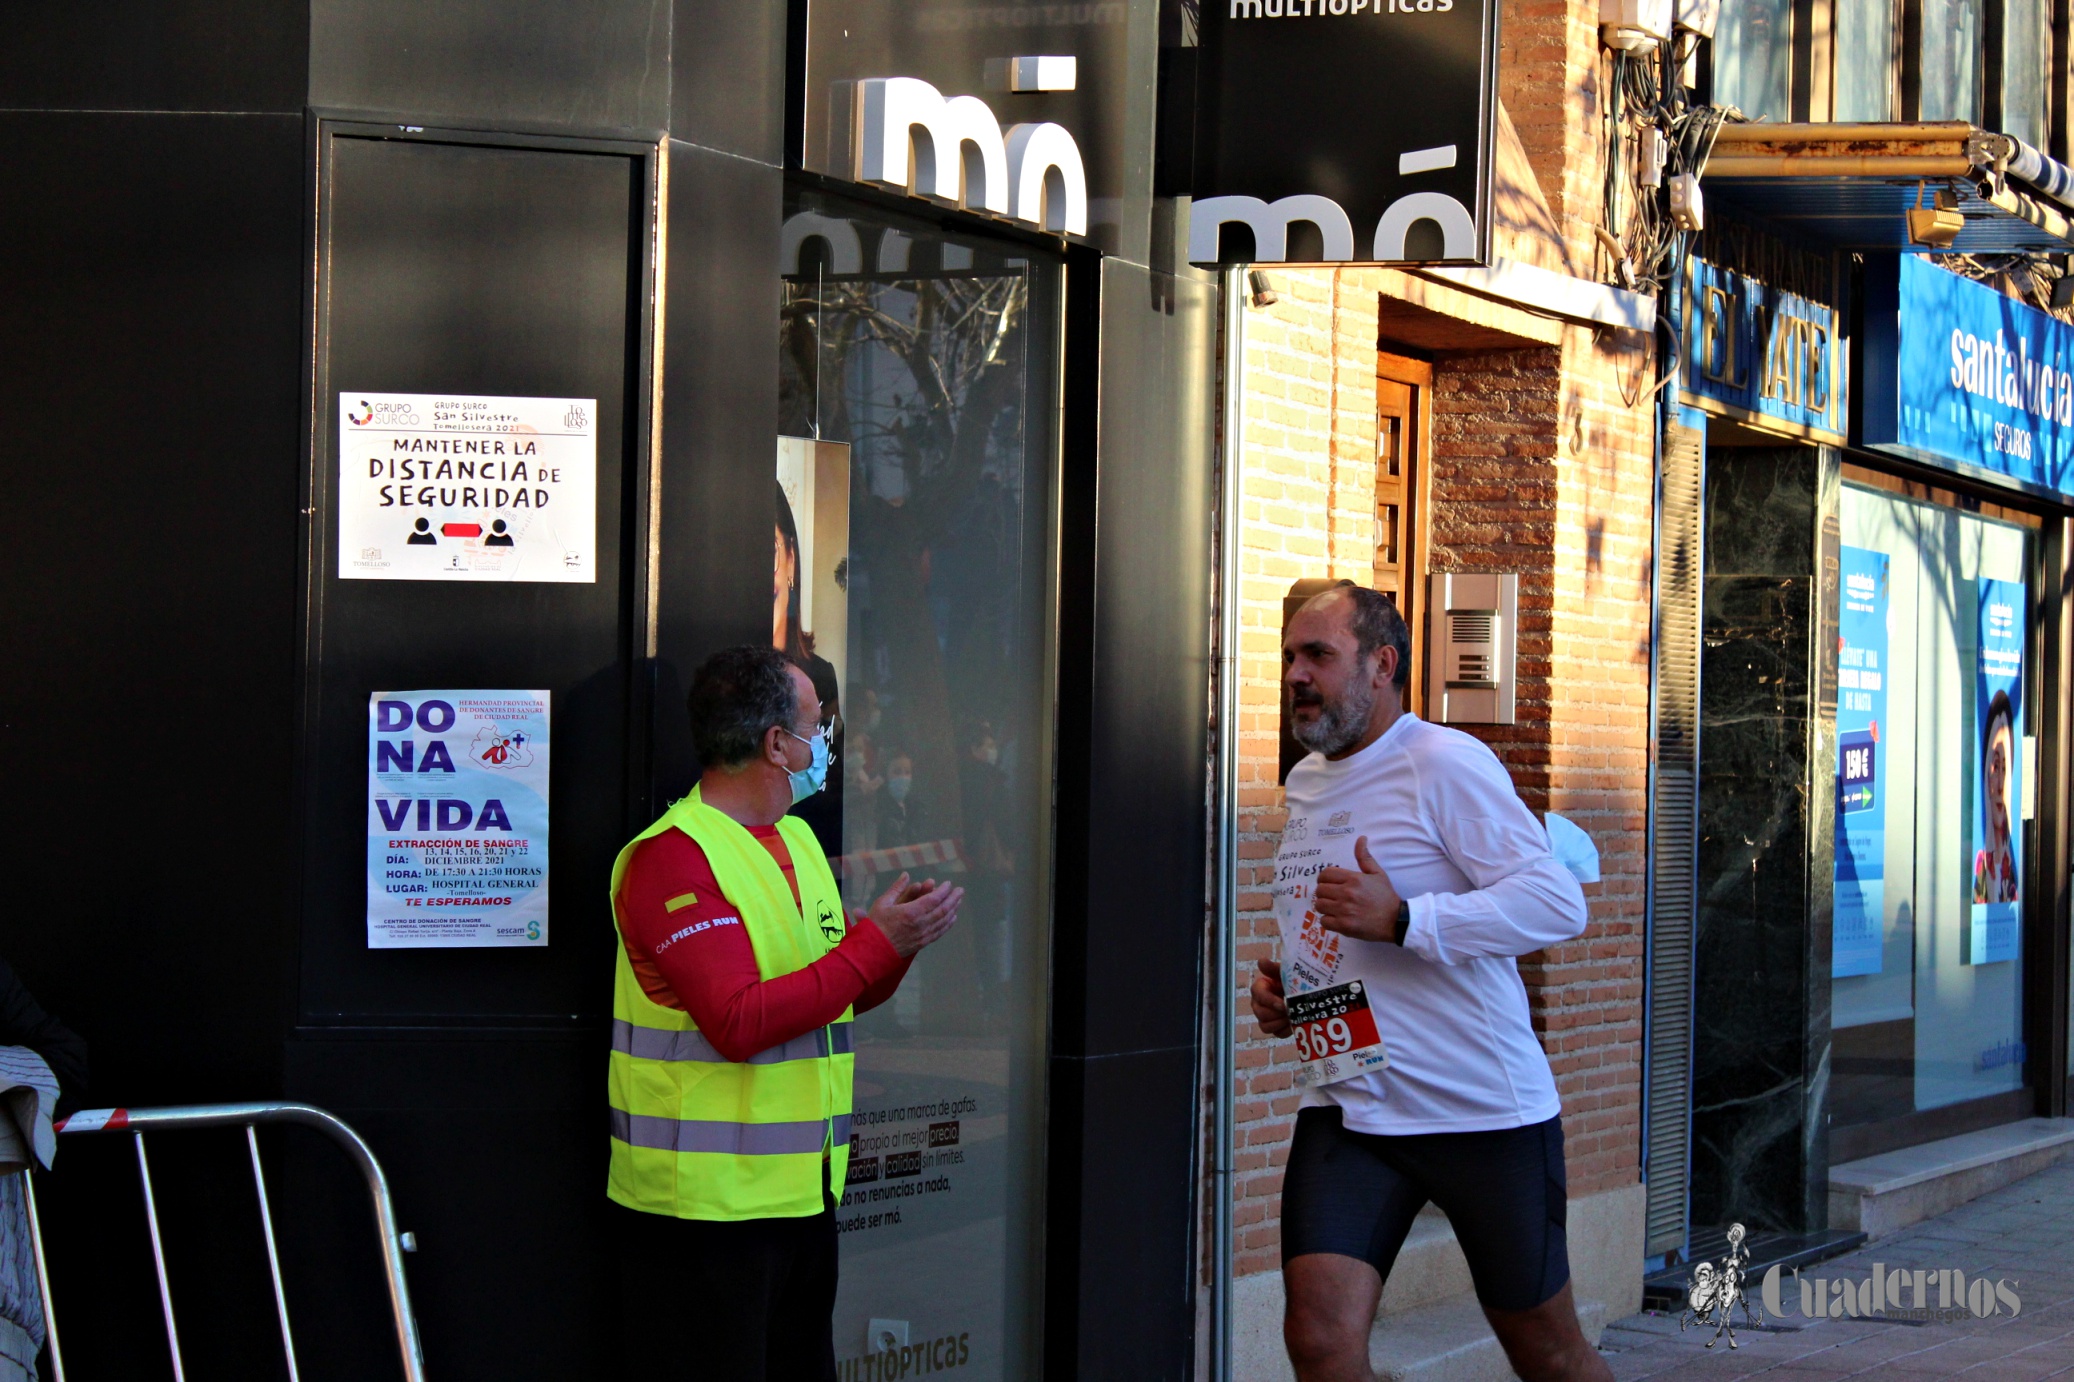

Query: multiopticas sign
left=1229, top=0, right=1455, bottom=15
left=1191, top=0, right=1496, bottom=264
left=1860, top=253, right=2074, bottom=501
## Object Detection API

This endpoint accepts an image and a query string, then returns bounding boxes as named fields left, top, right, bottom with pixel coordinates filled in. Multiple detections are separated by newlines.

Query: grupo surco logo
left=348, top=399, right=421, bottom=428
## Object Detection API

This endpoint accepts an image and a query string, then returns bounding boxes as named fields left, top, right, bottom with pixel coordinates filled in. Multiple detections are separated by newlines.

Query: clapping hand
left=867, top=872, right=963, bottom=958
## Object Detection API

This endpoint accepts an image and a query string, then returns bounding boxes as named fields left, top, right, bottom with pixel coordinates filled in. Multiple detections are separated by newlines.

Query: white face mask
left=785, top=727, right=830, bottom=803
left=886, top=774, right=912, bottom=803
left=977, top=744, right=999, bottom=767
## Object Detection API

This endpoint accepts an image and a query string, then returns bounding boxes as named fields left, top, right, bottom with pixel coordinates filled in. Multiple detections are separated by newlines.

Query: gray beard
left=1291, top=678, right=1376, bottom=756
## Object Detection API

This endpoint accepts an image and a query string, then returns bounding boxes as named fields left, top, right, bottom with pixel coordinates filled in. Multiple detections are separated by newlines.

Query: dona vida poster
left=1834, top=547, right=1889, bottom=977
left=367, top=690, right=550, bottom=949
left=1968, top=581, right=2024, bottom=964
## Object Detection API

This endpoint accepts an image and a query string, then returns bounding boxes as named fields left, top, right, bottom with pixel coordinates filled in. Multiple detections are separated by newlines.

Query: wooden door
left=1374, top=351, right=1433, bottom=713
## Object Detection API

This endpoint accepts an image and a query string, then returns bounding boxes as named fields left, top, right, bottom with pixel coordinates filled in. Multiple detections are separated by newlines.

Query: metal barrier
left=23, top=1101, right=428, bottom=1382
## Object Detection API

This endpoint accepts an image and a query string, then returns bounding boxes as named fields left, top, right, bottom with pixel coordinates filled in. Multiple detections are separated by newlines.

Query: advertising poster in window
left=367, top=690, right=550, bottom=949
left=337, top=392, right=596, bottom=582
left=1834, top=546, right=1889, bottom=977
left=1968, top=580, right=2024, bottom=964
left=775, top=437, right=853, bottom=865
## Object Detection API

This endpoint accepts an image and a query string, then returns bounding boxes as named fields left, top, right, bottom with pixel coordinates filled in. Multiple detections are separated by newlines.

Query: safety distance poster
left=367, top=690, right=550, bottom=949
left=1833, top=546, right=1889, bottom=978
left=1967, top=580, right=2024, bottom=964
left=337, top=392, right=596, bottom=582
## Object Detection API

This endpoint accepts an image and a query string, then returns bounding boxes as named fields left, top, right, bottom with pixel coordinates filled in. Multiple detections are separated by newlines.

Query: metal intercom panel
left=1427, top=573, right=1518, bottom=724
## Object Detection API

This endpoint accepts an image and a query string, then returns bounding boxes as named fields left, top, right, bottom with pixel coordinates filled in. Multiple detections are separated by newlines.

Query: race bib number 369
left=1288, top=980, right=1389, bottom=1089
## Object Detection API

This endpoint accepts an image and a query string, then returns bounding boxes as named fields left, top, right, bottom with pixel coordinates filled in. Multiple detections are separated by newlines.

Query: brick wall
left=1220, top=9, right=1656, bottom=1264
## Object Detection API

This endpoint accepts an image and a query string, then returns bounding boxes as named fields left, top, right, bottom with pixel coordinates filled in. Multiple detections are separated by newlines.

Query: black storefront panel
left=0, top=106, right=309, bottom=1381
left=1046, top=254, right=1216, bottom=1378
left=300, top=129, right=649, bottom=1021
left=282, top=125, right=655, bottom=1380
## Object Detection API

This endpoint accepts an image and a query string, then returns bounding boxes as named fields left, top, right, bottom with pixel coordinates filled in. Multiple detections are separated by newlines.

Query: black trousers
left=611, top=1193, right=839, bottom=1381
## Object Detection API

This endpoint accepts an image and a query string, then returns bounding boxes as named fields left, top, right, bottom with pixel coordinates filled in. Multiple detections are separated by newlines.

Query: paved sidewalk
left=1599, top=1155, right=2074, bottom=1380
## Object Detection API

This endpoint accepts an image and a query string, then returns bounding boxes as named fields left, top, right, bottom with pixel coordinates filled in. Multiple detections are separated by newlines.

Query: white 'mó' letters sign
left=857, top=77, right=1089, bottom=236
left=1187, top=146, right=1478, bottom=265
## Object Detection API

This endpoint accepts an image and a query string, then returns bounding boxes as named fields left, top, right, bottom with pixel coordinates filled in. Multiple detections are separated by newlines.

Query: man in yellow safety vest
left=608, top=644, right=962, bottom=1380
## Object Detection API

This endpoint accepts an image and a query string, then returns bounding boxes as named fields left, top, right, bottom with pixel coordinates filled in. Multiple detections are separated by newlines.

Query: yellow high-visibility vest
left=606, top=786, right=854, bottom=1220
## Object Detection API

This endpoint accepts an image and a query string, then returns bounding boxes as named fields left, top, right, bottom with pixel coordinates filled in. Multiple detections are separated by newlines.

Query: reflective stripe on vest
left=610, top=1110, right=853, bottom=1156
left=611, top=1019, right=854, bottom=1065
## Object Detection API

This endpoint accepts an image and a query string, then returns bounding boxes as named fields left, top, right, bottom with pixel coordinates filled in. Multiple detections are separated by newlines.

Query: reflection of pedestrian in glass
left=484, top=519, right=514, bottom=547
left=959, top=723, right=1010, bottom=871
left=959, top=721, right=1015, bottom=1001
left=407, top=517, right=437, bottom=545
left=1974, top=690, right=2020, bottom=903
left=839, top=730, right=884, bottom=910
left=879, top=750, right=931, bottom=848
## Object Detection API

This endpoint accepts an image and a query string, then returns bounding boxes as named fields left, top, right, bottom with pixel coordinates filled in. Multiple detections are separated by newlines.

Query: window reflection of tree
left=781, top=265, right=1032, bottom=1028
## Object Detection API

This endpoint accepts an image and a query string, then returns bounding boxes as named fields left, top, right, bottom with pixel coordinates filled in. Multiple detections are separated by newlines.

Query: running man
left=1252, top=582, right=1612, bottom=1382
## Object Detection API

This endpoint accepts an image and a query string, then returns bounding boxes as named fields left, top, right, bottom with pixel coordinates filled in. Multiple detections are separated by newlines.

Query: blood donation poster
left=337, top=392, right=596, bottom=582
left=1968, top=580, right=2024, bottom=965
left=1833, top=546, right=1889, bottom=978
left=367, top=690, right=550, bottom=949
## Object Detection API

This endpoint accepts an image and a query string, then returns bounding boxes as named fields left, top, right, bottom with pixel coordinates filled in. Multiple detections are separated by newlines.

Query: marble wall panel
left=1689, top=445, right=1839, bottom=1234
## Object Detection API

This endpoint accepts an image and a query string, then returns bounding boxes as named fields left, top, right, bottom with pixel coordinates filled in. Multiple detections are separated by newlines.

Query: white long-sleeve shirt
left=1272, top=712, right=1588, bottom=1134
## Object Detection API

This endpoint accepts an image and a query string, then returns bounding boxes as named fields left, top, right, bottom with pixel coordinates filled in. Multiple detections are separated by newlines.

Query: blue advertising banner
left=1968, top=582, right=2024, bottom=966
left=1683, top=256, right=1844, bottom=443
left=1860, top=254, right=2074, bottom=501
left=367, top=689, right=551, bottom=949
left=1834, top=547, right=1889, bottom=978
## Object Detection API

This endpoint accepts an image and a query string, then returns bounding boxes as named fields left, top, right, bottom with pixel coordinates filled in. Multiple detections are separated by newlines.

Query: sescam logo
left=857, top=77, right=1088, bottom=236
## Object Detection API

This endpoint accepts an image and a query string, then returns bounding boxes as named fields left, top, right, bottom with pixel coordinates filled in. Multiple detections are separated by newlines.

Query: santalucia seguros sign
left=1860, top=253, right=2074, bottom=501
left=1190, top=0, right=1498, bottom=265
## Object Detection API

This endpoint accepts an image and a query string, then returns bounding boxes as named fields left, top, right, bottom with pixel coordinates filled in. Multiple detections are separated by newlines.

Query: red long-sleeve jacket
left=614, top=826, right=911, bottom=1060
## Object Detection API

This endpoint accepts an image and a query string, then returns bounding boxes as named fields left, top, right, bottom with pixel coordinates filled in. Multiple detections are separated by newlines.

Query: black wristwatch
left=1392, top=900, right=1411, bottom=946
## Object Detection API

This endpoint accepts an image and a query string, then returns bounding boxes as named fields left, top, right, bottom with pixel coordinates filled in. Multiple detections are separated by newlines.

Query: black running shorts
left=1280, top=1105, right=1572, bottom=1312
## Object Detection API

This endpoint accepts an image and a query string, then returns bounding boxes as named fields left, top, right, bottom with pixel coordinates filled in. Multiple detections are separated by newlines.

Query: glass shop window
left=776, top=186, right=1061, bottom=1380
left=1711, top=0, right=1794, bottom=118
left=1832, top=479, right=2039, bottom=1159
left=1833, top=0, right=1897, bottom=120
left=1999, top=0, right=2050, bottom=149
left=1918, top=0, right=1985, bottom=121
